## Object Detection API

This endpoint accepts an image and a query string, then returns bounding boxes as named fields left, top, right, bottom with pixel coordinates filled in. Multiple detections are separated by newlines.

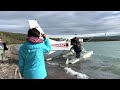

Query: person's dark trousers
left=75, top=52, right=80, bottom=58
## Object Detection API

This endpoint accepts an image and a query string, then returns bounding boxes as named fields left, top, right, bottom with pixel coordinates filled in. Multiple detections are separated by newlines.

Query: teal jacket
left=18, top=38, right=51, bottom=79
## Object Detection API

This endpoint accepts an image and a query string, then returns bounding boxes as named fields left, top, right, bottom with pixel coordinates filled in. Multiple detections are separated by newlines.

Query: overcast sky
left=0, top=11, right=120, bottom=36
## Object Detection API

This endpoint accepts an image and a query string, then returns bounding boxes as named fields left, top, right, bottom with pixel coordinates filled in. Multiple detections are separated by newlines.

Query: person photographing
left=18, top=28, right=51, bottom=79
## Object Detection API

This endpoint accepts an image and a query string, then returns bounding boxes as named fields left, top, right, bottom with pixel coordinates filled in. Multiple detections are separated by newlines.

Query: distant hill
left=83, top=35, right=120, bottom=42
left=0, top=31, right=62, bottom=44
left=0, top=31, right=27, bottom=44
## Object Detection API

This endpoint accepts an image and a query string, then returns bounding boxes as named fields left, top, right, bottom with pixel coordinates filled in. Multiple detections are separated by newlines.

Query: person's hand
left=41, top=34, right=47, bottom=39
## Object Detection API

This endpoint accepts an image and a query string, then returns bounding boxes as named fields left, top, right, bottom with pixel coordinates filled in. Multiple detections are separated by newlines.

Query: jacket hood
left=27, top=36, right=43, bottom=44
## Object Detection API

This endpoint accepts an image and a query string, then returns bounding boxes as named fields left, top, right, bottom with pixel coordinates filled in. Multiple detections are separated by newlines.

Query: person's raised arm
left=42, top=34, right=51, bottom=53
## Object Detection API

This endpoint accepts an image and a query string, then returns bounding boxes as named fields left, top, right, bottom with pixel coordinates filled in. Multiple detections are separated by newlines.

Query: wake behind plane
left=28, top=20, right=93, bottom=64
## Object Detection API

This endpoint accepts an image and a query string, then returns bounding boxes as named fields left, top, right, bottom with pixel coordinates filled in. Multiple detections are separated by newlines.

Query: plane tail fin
left=28, top=20, right=45, bottom=37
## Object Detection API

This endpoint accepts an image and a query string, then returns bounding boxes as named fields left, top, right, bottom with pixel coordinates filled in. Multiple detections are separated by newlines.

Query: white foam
left=46, top=61, right=90, bottom=79
left=64, top=67, right=89, bottom=79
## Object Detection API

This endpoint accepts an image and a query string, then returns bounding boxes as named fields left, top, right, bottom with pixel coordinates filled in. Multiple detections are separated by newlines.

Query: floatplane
left=28, top=20, right=93, bottom=64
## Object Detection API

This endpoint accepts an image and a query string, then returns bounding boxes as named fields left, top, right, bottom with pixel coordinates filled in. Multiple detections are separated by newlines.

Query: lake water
left=15, top=41, right=120, bottom=79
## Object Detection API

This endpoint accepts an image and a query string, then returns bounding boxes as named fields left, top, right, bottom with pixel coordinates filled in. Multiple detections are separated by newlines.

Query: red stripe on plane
left=52, top=43, right=68, bottom=47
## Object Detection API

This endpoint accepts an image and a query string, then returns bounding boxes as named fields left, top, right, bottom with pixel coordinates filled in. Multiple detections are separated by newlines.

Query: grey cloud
left=0, top=11, right=120, bottom=36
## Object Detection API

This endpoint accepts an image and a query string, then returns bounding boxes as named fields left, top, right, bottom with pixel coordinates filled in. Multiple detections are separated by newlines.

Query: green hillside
left=0, top=31, right=59, bottom=45
left=0, top=31, right=27, bottom=45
